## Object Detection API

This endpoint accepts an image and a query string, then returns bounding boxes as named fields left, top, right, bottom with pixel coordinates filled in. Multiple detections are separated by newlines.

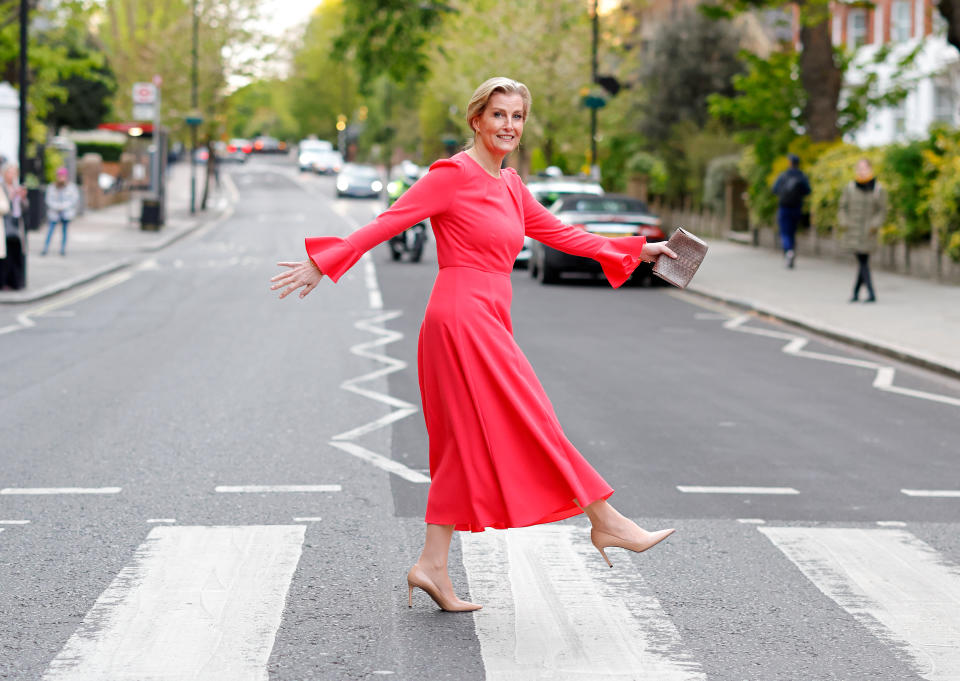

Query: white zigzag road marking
left=723, top=314, right=960, bottom=408
left=329, top=310, right=428, bottom=484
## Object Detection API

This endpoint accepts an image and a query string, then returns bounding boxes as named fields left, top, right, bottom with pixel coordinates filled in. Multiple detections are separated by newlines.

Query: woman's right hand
left=270, top=260, right=324, bottom=299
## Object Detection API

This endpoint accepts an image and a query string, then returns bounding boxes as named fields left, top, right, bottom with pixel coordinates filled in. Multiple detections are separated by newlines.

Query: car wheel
left=537, top=254, right=561, bottom=285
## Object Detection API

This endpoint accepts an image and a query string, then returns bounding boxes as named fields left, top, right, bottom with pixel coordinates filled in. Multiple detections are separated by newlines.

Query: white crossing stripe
left=42, top=525, right=305, bottom=681
left=461, top=525, right=704, bottom=680
left=760, top=527, right=960, bottom=681
left=0, top=519, right=30, bottom=524
left=676, top=485, right=799, bottom=495
left=0, top=487, right=121, bottom=495
left=214, top=484, right=341, bottom=493
left=902, top=489, right=960, bottom=498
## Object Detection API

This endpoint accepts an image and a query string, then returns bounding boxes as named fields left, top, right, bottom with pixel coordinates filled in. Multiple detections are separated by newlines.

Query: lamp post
left=189, top=0, right=198, bottom=214
left=18, top=0, right=28, bottom=287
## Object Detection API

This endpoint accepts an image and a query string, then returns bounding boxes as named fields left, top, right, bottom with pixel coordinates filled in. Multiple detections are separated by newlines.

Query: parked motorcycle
left=386, top=168, right=428, bottom=263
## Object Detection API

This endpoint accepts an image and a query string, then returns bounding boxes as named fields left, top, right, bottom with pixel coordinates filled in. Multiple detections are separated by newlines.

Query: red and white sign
left=132, top=83, right=157, bottom=105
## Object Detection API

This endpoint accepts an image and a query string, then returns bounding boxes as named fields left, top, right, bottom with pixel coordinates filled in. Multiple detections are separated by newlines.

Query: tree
left=705, top=0, right=843, bottom=142
left=634, top=8, right=744, bottom=142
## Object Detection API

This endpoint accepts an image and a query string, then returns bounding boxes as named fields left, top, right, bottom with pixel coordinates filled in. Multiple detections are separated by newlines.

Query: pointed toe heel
left=406, top=565, right=482, bottom=613
left=590, top=527, right=675, bottom=567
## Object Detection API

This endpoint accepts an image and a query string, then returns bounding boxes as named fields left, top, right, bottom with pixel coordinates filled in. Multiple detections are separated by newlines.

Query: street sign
left=133, top=104, right=155, bottom=120
left=132, top=82, right=157, bottom=105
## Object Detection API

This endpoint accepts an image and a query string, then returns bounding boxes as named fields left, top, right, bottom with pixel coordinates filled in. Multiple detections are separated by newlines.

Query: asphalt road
left=1, top=156, right=958, bottom=681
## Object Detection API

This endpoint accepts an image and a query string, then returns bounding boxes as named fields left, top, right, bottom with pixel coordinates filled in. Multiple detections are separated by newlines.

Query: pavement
left=1, top=163, right=957, bottom=379
left=0, top=161, right=235, bottom=305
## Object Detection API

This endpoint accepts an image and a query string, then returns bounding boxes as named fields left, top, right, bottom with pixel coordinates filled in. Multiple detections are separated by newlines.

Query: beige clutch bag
left=652, top=228, right=708, bottom=288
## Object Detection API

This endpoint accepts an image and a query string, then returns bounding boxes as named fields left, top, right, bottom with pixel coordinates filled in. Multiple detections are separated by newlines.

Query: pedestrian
left=42, top=167, right=80, bottom=256
left=838, top=158, right=887, bottom=303
left=271, top=77, right=678, bottom=612
left=772, top=153, right=811, bottom=269
left=0, top=162, right=27, bottom=290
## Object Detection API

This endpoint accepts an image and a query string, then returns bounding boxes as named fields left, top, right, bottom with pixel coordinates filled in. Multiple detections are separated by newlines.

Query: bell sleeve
left=514, top=173, right=646, bottom=289
left=306, top=158, right=462, bottom=282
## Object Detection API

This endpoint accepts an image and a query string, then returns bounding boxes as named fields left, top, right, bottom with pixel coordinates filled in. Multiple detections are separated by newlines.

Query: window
left=934, top=84, right=955, bottom=123
left=848, top=9, right=868, bottom=48
left=893, top=101, right=907, bottom=137
left=892, top=1, right=911, bottom=42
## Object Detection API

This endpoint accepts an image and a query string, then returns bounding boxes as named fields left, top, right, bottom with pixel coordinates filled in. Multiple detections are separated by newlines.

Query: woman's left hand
left=639, top=241, right=677, bottom=263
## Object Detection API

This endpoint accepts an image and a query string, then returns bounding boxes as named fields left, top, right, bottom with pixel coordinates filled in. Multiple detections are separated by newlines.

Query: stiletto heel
left=406, top=565, right=482, bottom=612
left=590, top=527, right=675, bottom=568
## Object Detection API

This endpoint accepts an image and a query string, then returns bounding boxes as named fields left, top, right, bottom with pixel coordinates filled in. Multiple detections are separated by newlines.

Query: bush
left=703, top=154, right=741, bottom=213
left=627, top=151, right=668, bottom=194
left=922, top=129, right=960, bottom=261
left=75, top=141, right=124, bottom=162
left=883, top=140, right=934, bottom=244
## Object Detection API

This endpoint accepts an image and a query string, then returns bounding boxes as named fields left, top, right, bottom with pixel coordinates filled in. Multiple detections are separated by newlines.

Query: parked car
left=217, top=140, right=247, bottom=163
left=298, top=139, right=333, bottom=172
left=336, top=163, right=383, bottom=198
left=514, top=178, right=604, bottom=268
left=313, top=150, right=344, bottom=175
left=253, top=135, right=282, bottom=153
left=227, top=138, right=253, bottom=161
left=529, top=194, right=666, bottom=285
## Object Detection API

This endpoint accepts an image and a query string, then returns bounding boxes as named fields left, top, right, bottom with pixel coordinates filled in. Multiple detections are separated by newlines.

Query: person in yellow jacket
left=837, top=159, right=887, bottom=303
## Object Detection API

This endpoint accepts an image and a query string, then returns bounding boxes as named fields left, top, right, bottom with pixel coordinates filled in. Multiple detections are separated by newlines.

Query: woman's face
left=472, top=92, right=525, bottom=156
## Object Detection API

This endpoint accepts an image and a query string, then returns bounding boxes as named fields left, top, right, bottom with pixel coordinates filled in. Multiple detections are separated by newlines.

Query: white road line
left=41, top=525, right=305, bottom=681
left=363, top=253, right=383, bottom=310
left=292, top=517, right=322, bottom=522
left=328, top=310, right=427, bottom=484
left=146, top=518, right=176, bottom=524
left=461, top=525, right=705, bottom=680
left=760, top=527, right=960, bottom=681
left=901, top=489, right=960, bottom=498
left=0, top=519, right=30, bottom=524
left=0, top=487, right=121, bottom=495
left=737, top=518, right=766, bottom=524
left=329, top=441, right=430, bottom=483
left=676, top=486, right=799, bottom=495
left=877, top=521, right=907, bottom=527
left=723, top=314, right=960, bottom=408
left=214, top=485, right=341, bottom=493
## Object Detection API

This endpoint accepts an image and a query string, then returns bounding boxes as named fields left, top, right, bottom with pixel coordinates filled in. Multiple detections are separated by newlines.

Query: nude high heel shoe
left=590, top=527, right=675, bottom=568
left=406, top=565, right=482, bottom=612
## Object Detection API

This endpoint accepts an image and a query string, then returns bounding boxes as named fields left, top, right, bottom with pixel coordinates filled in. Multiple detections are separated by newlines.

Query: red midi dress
left=307, top=152, right=647, bottom=532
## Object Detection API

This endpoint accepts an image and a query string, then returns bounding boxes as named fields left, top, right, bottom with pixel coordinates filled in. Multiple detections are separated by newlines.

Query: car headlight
left=337, top=178, right=349, bottom=191
left=371, top=181, right=383, bottom=192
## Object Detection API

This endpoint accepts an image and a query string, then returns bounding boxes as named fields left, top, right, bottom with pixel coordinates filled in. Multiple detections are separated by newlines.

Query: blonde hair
left=465, top=77, right=532, bottom=144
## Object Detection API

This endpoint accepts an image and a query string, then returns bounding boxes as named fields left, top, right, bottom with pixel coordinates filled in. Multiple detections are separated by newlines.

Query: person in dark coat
left=838, top=159, right=887, bottom=303
left=772, top=154, right=811, bottom=269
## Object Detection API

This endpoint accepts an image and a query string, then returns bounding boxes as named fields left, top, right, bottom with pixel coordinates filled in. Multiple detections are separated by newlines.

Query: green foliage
left=836, top=42, right=921, bottom=134
left=627, top=151, right=668, bottom=194
left=636, top=8, right=744, bottom=143
left=921, top=129, right=960, bottom=261
left=75, top=142, right=125, bottom=162
left=883, top=140, right=934, bottom=244
left=703, top=154, right=741, bottom=213
left=334, top=0, right=455, bottom=89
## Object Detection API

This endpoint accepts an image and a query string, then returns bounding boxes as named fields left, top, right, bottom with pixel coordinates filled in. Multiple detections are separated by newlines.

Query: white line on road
left=760, top=526, right=960, bottom=681
left=0, top=519, right=30, bottom=524
left=461, top=525, right=705, bottom=680
left=723, top=315, right=960, bottom=408
left=329, top=441, right=430, bottom=483
left=0, top=487, right=121, bottom=495
left=146, top=518, right=176, bottom=524
left=41, top=525, right=305, bottom=681
left=877, top=521, right=907, bottom=527
left=901, top=489, right=960, bottom=498
left=737, top=518, right=767, bottom=524
left=214, top=485, right=341, bottom=493
left=292, top=517, right=322, bottom=522
left=676, top=486, right=799, bottom=495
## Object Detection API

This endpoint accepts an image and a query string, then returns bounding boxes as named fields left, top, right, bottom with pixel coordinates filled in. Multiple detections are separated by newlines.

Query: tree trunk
left=938, top=0, right=960, bottom=52
left=799, top=15, right=842, bottom=142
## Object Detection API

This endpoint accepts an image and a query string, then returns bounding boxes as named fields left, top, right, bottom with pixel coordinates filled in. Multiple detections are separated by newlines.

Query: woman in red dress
left=272, top=77, right=677, bottom=612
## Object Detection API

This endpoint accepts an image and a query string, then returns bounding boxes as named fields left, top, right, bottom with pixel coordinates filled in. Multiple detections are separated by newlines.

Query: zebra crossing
left=2, top=519, right=959, bottom=679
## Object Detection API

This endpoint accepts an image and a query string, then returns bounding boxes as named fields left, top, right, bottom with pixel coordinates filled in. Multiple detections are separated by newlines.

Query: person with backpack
left=772, top=154, right=811, bottom=269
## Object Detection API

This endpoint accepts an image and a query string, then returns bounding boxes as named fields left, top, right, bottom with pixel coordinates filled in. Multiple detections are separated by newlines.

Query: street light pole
left=190, top=0, right=198, bottom=215
left=18, top=0, right=28, bottom=287
left=590, top=0, right=598, bottom=175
